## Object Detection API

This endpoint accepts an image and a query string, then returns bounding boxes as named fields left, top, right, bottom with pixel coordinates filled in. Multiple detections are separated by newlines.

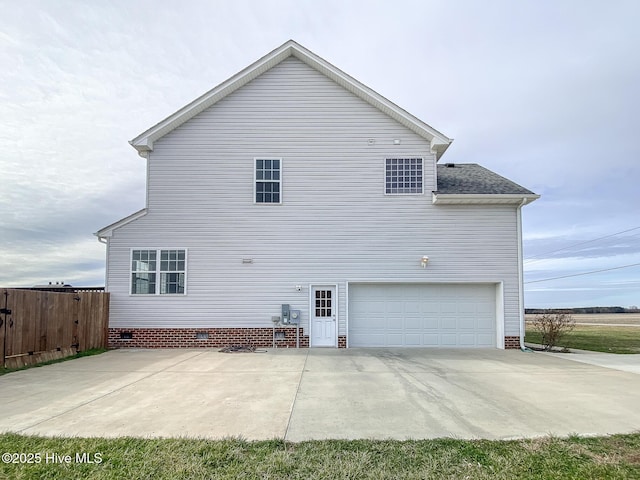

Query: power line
left=524, top=262, right=640, bottom=284
left=524, top=226, right=640, bottom=264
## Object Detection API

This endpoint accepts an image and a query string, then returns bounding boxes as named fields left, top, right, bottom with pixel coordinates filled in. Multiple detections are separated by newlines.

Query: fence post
left=1, top=289, right=10, bottom=368
left=72, top=293, right=80, bottom=352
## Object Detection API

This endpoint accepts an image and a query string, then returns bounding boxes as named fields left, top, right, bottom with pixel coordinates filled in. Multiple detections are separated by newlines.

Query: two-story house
left=96, top=40, right=538, bottom=350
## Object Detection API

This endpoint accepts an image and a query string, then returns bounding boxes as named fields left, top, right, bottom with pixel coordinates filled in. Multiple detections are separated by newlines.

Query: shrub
left=531, top=313, right=576, bottom=351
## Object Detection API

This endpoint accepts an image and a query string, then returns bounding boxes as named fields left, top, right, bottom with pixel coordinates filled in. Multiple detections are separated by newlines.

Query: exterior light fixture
left=421, top=256, right=429, bottom=268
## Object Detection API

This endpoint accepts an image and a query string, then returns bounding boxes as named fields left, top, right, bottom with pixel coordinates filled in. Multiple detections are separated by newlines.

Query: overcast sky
left=1, top=0, right=639, bottom=308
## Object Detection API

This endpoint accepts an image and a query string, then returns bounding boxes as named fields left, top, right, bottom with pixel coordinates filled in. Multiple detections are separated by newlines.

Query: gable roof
left=433, top=164, right=539, bottom=205
left=130, top=40, right=453, bottom=159
left=94, top=208, right=147, bottom=239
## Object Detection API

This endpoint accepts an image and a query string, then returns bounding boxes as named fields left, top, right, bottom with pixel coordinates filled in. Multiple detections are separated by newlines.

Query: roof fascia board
left=129, top=40, right=452, bottom=158
left=432, top=193, right=540, bottom=205
left=94, top=208, right=148, bottom=238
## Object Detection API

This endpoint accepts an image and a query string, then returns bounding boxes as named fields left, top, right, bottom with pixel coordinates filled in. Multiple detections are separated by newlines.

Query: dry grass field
left=526, top=313, right=640, bottom=326
left=525, top=314, right=640, bottom=353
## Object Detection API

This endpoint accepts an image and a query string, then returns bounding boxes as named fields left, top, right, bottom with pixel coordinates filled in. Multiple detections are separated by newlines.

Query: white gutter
left=517, top=197, right=527, bottom=350
left=432, top=193, right=540, bottom=205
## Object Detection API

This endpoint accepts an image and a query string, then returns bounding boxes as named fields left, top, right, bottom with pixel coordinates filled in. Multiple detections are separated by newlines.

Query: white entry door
left=311, top=286, right=336, bottom=347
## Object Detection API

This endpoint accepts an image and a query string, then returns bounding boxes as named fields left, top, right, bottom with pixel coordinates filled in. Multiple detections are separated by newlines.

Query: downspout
left=96, top=236, right=109, bottom=293
left=103, top=237, right=110, bottom=293
left=517, top=198, right=528, bottom=351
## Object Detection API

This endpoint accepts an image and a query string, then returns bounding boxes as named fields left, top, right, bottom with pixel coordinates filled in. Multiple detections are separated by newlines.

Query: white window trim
left=383, top=157, right=424, bottom=195
left=129, top=248, right=188, bottom=296
left=254, top=157, right=283, bottom=204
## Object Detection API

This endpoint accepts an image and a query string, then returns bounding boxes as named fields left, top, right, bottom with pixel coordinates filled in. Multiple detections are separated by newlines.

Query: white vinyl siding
left=105, top=57, right=521, bottom=342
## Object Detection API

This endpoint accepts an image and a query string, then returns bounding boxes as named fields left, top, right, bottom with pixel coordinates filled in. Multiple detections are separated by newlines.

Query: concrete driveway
left=1, top=348, right=639, bottom=441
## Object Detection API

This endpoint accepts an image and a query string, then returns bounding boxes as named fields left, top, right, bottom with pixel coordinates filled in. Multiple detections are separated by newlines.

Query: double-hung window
left=385, top=158, right=423, bottom=194
left=255, top=158, right=281, bottom=203
left=131, top=249, right=186, bottom=295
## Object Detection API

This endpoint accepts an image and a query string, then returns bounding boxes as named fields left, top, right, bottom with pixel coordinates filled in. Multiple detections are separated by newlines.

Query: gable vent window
left=255, top=158, right=281, bottom=203
left=385, top=158, right=423, bottom=194
left=131, top=249, right=186, bottom=295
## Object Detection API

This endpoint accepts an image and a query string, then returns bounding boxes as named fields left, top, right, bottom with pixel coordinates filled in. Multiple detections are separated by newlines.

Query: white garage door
left=348, top=283, right=496, bottom=347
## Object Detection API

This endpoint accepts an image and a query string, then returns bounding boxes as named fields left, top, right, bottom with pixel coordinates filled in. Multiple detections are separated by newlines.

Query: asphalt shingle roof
left=435, top=163, right=536, bottom=195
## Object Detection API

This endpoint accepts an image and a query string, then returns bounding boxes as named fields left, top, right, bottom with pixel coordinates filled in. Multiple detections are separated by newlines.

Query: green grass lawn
left=525, top=325, right=640, bottom=354
left=1, top=433, right=639, bottom=479
left=0, top=348, right=107, bottom=376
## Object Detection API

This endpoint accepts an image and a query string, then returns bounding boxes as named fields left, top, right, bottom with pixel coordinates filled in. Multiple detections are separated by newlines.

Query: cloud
left=1, top=0, right=639, bottom=308
left=0, top=237, right=106, bottom=287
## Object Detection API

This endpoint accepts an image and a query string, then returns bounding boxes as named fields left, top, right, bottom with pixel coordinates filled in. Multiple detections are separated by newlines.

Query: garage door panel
left=421, top=305, right=439, bottom=316
left=441, top=319, right=457, bottom=330
left=441, top=302, right=457, bottom=314
left=404, top=317, right=422, bottom=329
left=423, top=317, right=439, bottom=329
left=439, top=314, right=457, bottom=324
left=387, top=301, right=403, bottom=314
left=365, top=316, right=386, bottom=329
left=441, top=334, right=458, bottom=346
left=353, top=333, right=385, bottom=346
left=459, top=334, right=477, bottom=346
left=351, top=300, right=381, bottom=315
left=477, top=317, right=494, bottom=329
left=459, top=303, right=476, bottom=314
left=458, top=317, right=476, bottom=329
left=349, top=283, right=497, bottom=348
left=423, top=334, right=439, bottom=346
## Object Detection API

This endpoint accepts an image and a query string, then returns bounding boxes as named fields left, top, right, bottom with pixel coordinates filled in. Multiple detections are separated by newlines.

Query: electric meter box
left=290, top=310, right=301, bottom=324
left=281, top=304, right=290, bottom=324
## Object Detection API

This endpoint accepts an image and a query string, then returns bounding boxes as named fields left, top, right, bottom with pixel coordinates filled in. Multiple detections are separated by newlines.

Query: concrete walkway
left=1, top=348, right=639, bottom=441
left=542, top=350, right=640, bottom=375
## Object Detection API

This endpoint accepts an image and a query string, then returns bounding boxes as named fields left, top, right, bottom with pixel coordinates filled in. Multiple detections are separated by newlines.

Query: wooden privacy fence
left=0, top=288, right=110, bottom=369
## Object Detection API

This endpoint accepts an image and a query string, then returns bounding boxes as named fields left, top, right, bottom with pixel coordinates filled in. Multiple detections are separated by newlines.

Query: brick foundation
left=108, top=327, right=348, bottom=349
left=109, top=328, right=516, bottom=350
left=504, top=336, right=521, bottom=349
